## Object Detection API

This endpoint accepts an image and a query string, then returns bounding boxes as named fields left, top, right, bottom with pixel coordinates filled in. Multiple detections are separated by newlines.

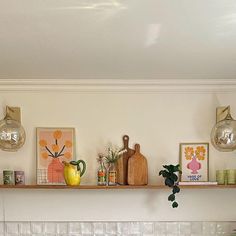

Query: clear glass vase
left=107, top=162, right=117, bottom=186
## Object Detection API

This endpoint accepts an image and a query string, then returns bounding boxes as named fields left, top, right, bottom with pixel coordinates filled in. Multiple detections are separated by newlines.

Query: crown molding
left=0, top=78, right=235, bottom=93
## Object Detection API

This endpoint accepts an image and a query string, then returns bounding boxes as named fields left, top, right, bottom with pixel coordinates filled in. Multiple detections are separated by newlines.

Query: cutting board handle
left=123, top=135, right=129, bottom=149
left=134, top=143, right=140, bottom=153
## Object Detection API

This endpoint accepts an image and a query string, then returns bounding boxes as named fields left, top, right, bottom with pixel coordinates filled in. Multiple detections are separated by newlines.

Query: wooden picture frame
left=179, top=143, right=209, bottom=182
left=36, top=127, right=75, bottom=185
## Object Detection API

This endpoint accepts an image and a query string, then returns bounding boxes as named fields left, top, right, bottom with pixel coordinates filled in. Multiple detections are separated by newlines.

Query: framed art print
left=36, top=127, right=75, bottom=184
left=179, top=143, right=209, bottom=182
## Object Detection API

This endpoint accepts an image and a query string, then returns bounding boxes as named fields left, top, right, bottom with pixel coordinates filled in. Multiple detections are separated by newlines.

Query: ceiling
left=0, top=0, right=236, bottom=80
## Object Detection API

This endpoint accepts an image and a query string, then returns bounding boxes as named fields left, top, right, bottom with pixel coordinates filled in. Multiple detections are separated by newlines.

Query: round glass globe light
left=0, top=118, right=26, bottom=151
left=211, top=118, right=236, bottom=152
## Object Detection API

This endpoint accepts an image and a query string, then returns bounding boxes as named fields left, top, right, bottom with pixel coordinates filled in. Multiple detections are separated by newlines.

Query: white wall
left=0, top=79, right=236, bottom=221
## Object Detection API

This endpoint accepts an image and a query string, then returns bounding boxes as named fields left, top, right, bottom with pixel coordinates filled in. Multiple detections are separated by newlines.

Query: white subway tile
left=68, top=222, right=81, bottom=233
left=202, top=222, right=216, bottom=235
left=105, top=223, right=117, bottom=234
left=104, top=234, right=120, bottom=236
left=229, top=222, right=236, bottom=234
left=67, top=234, right=82, bottom=236
left=166, top=222, right=179, bottom=234
left=0, top=222, right=4, bottom=234
left=179, top=222, right=191, bottom=234
left=31, top=234, right=46, bottom=236
left=44, top=222, right=57, bottom=234
left=155, top=222, right=167, bottom=234
left=129, top=222, right=141, bottom=234
left=117, top=222, right=129, bottom=234
left=81, top=223, right=93, bottom=234
left=142, top=222, right=154, bottom=234
left=191, top=222, right=202, bottom=234
left=127, top=234, right=141, bottom=236
left=0, top=221, right=235, bottom=235
left=31, top=222, right=44, bottom=234
left=93, top=222, right=104, bottom=234
left=57, top=222, right=68, bottom=234
left=216, top=233, right=227, bottom=236
left=19, top=222, right=31, bottom=234
left=216, top=222, right=230, bottom=234
left=6, top=222, right=19, bottom=234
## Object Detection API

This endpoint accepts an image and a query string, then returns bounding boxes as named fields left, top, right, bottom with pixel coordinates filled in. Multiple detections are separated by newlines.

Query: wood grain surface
left=0, top=184, right=229, bottom=189
left=127, top=144, right=148, bottom=186
left=116, top=135, right=135, bottom=185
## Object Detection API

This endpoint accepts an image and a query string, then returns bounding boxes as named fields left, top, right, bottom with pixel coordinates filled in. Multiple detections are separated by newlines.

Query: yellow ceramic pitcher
left=63, top=160, right=86, bottom=186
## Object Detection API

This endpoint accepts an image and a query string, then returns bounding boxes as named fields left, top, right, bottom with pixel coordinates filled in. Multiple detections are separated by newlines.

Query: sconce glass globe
left=0, top=118, right=26, bottom=151
left=211, top=114, right=236, bottom=152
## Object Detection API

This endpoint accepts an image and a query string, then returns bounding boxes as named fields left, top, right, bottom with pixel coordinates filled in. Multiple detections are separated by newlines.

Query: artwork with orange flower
left=195, top=146, right=206, bottom=161
left=36, top=127, right=75, bottom=185
left=179, top=143, right=209, bottom=182
left=184, top=146, right=194, bottom=160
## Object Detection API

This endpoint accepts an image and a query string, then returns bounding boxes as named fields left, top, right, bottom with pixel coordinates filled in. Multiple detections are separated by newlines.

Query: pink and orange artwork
left=36, top=128, right=75, bottom=184
left=179, top=143, right=209, bottom=182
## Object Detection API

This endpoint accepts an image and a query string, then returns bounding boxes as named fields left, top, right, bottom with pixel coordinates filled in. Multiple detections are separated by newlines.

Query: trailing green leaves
left=165, top=178, right=174, bottom=187
left=172, top=201, right=178, bottom=208
left=168, top=194, right=175, bottom=201
left=159, top=164, right=181, bottom=208
left=172, top=185, right=180, bottom=194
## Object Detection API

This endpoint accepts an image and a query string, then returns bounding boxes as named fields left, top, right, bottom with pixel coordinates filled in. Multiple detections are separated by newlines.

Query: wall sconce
left=0, top=106, right=26, bottom=151
left=211, top=106, right=236, bottom=152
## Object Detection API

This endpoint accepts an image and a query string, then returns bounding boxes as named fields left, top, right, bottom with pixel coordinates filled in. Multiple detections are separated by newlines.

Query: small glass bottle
left=108, top=162, right=117, bottom=186
left=97, top=157, right=106, bottom=186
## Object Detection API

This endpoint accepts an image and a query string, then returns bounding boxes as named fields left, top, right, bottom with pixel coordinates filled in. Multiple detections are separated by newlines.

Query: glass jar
left=108, top=162, right=117, bottom=186
left=3, top=170, right=14, bottom=185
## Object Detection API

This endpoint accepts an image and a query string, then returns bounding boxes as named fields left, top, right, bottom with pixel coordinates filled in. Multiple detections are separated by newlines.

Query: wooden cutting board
left=127, top=144, right=148, bottom=185
left=116, top=135, right=135, bottom=185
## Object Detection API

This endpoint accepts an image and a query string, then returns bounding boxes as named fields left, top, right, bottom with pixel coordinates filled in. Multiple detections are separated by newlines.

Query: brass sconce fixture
left=211, top=106, right=236, bottom=152
left=0, top=106, right=26, bottom=151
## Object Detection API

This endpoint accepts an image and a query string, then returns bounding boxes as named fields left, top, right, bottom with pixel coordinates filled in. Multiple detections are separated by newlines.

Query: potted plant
left=159, top=164, right=182, bottom=208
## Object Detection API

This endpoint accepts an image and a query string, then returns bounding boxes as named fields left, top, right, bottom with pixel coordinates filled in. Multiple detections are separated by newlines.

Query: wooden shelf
left=0, top=184, right=235, bottom=189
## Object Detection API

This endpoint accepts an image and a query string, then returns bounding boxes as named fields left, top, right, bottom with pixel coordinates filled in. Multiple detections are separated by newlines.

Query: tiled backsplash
left=0, top=221, right=236, bottom=236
